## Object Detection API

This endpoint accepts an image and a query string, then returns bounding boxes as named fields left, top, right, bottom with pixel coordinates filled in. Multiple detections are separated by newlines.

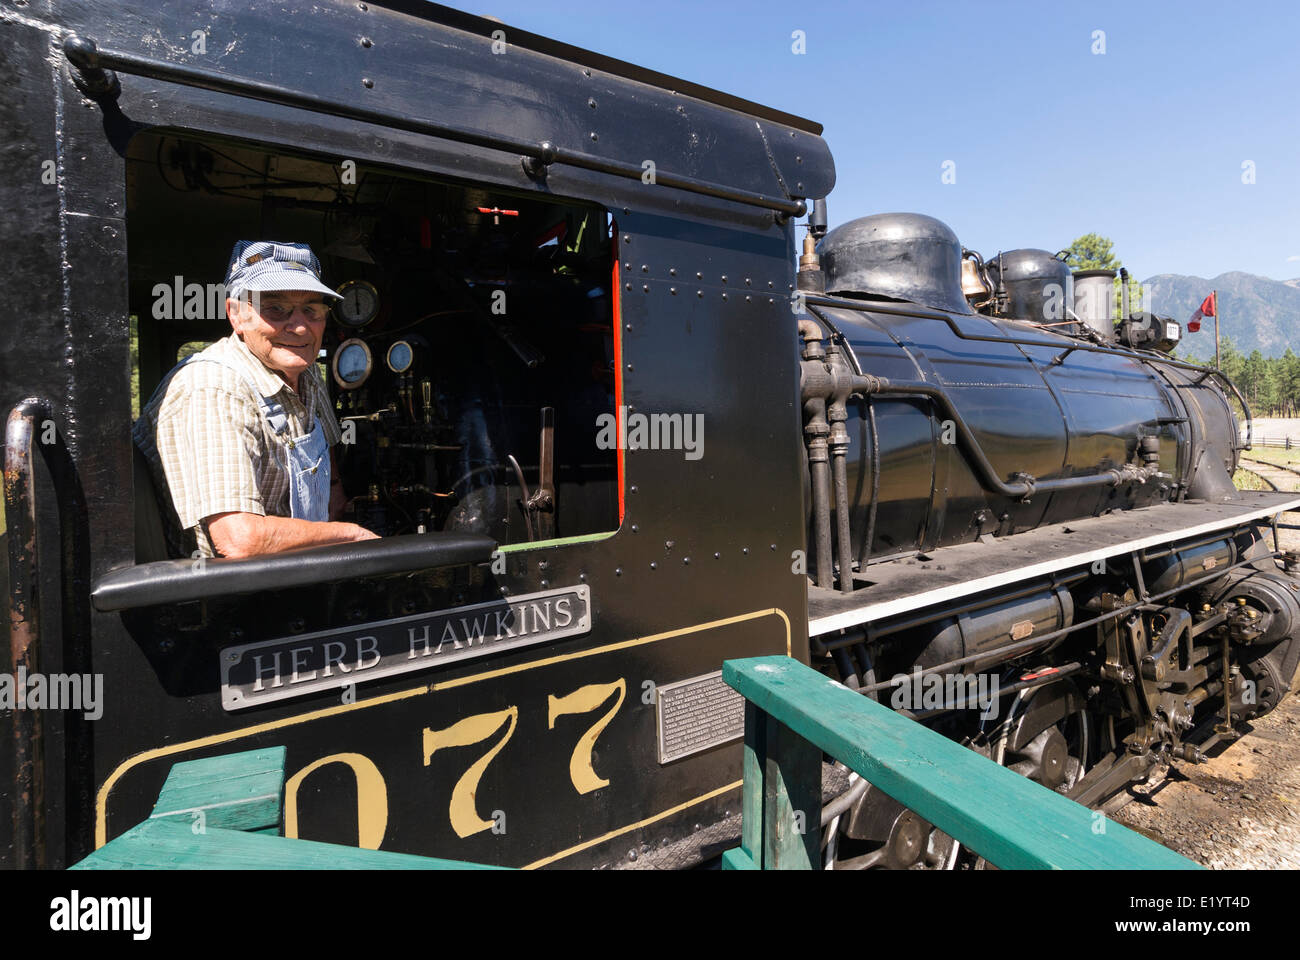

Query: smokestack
left=1073, top=269, right=1118, bottom=340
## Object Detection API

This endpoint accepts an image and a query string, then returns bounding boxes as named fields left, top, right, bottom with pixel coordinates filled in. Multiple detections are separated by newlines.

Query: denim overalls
left=182, top=354, right=331, bottom=521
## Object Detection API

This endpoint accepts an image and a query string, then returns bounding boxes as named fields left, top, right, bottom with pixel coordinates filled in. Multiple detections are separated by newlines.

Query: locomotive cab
left=2, top=0, right=833, bottom=869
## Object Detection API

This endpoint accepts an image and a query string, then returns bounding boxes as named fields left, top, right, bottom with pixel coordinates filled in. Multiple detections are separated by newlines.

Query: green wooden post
left=737, top=699, right=764, bottom=868
left=737, top=698, right=821, bottom=869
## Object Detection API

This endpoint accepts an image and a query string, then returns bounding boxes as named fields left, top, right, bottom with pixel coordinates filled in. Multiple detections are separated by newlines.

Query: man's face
left=227, top=289, right=330, bottom=385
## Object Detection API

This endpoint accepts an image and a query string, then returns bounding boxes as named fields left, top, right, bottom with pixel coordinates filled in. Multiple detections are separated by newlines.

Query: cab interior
left=125, top=130, right=621, bottom=562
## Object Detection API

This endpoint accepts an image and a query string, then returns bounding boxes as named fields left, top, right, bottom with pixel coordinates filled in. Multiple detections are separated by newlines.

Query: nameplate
left=219, top=585, right=591, bottom=711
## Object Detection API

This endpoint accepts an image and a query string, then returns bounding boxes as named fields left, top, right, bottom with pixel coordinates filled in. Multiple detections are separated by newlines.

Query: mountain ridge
left=1140, top=271, right=1300, bottom=357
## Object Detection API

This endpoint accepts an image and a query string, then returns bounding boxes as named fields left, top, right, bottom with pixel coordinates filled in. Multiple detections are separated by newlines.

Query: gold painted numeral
left=422, top=706, right=518, bottom=838
left=284, top=752, right=389, bottom=849
left=547, top=679, right=626, bottom=794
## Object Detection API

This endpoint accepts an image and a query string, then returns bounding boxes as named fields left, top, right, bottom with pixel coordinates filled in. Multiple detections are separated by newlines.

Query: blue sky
left=455, top=0, right=1300, bottom=281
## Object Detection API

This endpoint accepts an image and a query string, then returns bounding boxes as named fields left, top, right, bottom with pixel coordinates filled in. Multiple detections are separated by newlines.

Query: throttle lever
left=528, top=407, right=556, bottom=540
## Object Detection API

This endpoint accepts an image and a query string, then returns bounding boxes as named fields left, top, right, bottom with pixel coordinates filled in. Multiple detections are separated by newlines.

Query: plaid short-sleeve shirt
left=133, top=333, right=341, bottom=557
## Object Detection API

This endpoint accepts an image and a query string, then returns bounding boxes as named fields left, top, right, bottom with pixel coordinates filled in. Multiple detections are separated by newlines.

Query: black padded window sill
left=91, top=533, right=497, bottom=612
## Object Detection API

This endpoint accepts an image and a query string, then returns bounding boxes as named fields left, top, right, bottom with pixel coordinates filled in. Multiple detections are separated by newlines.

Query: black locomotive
left=3, top=1, right=1297, bottom=871
left=789, top=212, right=1298, bottom=866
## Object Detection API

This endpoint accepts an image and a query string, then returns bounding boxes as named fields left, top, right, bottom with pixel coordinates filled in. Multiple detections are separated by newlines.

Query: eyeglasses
left=257, top=301, right=330, bottom=323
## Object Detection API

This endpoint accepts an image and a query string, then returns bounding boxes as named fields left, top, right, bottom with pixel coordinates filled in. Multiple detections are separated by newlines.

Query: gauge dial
left=386, top=339, right=414, bottom=374
left=334, top=279, right=380, bottom=328
left=332, top=338, right=373, bottom=389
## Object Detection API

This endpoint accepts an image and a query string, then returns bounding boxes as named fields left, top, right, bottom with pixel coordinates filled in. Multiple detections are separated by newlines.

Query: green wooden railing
left=72, top=746, right=506, bottom=870
left=720, top=655, right=1202, bottom=870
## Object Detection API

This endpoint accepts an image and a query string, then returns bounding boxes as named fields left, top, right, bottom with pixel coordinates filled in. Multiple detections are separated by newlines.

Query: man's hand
left=206, top=512, right=379, bottom=559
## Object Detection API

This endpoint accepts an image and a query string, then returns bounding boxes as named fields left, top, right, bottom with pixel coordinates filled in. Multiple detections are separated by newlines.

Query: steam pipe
left=806, top=306, right=864, bottom=376
left=831, top=437, right=854, bottom=593
left=806, top=307, right=880, bottom=573
left=823, top=336, right=856, bottom=593
left=798, top=320, right=835, bottom=588
left=821, top=776, right=870, bottom=828
left=808, top=424, right=833, bottom=589
left=860, top=396, right=880, bottom=568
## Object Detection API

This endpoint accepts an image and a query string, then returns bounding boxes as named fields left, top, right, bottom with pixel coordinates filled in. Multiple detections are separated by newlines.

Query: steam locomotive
left=3, top=0, right=1298, bottom=871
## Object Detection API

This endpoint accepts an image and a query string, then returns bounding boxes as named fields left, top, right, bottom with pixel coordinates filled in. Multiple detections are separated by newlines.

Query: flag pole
left=1214, top=289, right=1220, bottom=369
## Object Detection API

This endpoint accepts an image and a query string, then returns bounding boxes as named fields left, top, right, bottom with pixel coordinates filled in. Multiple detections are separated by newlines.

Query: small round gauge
left=332, top=338, right=373, bottom=389
left=386, top=339, right=414, bottom=374
left=333, top=279, right=380, bottom=328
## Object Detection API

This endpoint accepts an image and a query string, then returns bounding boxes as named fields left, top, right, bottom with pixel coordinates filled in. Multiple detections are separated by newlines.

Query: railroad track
left=1239, top=458, right=1300, bottom=536
left=1241, top=456, right=1300, bottom=492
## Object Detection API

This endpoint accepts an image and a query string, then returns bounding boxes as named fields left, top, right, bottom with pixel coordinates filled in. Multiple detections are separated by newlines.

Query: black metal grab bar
left=4, top=399, right=51, bottom=869
left=4, top=398, right=95, bottom=869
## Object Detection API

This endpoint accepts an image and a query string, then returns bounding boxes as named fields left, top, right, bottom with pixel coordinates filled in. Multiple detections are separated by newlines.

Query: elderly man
left=135, top=241, right=378, bottom=558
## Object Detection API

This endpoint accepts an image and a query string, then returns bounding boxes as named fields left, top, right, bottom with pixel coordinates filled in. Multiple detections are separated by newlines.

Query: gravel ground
left=1111, top=689, right=1300, bottom=868
left=1111, top=456, right=1300, bottom=868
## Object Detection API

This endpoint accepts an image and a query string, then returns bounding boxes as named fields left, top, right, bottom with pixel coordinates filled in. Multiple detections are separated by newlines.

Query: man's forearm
left=206, top=511, right=377, bottom=558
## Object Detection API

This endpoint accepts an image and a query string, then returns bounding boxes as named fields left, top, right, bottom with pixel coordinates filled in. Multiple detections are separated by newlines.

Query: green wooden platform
left=720, top=655, right=1203, bottom=870
left=147, top=746, right=286, bottom=836
left=73, top=746, right=506, bottom=870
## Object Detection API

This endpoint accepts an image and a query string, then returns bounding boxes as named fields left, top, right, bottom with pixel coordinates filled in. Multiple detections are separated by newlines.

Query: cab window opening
left=127, top=130, right=621, bottom=557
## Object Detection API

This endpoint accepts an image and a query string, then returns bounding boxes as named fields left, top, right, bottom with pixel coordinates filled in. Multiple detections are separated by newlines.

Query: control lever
left=528, top=407, right=556, bottom=540
left=506, top=454, right=535, bottom=542
left=506, top=409, right=556, bottom=542
left=487, top=318, right=546, bottom=369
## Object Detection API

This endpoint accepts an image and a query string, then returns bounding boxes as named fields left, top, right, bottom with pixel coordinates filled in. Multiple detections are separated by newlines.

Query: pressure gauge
left=332, top=337, right=373, bottom=389
left=386, top=339, right=414, bottom=374
left=334, top=279, right=380, bottom=328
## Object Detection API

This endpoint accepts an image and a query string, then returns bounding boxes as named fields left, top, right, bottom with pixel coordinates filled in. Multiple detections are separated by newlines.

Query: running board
left=809, top=493, right=1300, bottom=638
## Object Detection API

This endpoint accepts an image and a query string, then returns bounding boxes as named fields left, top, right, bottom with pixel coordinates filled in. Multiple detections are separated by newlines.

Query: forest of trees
left=1176, top=338, right=1300, bottom=418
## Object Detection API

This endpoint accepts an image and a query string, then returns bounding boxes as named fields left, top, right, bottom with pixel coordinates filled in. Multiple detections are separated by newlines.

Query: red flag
left=1188, top=291, right=1217, bottom=332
